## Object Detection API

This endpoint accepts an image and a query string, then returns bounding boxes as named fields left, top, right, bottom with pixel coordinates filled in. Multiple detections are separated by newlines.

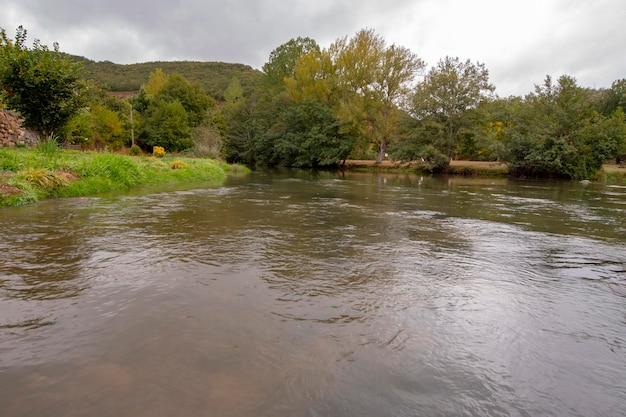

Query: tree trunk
left=376, top=141, right=387, bottom=163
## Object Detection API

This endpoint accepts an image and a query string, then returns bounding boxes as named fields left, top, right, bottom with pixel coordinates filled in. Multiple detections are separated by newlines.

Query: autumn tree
left=0, top=26, right=84, bottom=137
left=283, top=29, right=424, bottom=163
left=224, top=77, right=244, bottom=105
left=143, top=68, right=169, bottom=97
left=334, top=29, right=425, bottom=162
left=284, top=48, right=338, bottom=104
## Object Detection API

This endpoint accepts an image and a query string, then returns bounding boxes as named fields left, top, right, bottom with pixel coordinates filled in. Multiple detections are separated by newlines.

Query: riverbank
left=0, top=147, right=248, bottom=207
left=343, top=159, right=626, bottom=181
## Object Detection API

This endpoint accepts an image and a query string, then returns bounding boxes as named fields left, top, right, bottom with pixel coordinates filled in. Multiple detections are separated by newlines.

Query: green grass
left=0, top=147, right=249, bottom=207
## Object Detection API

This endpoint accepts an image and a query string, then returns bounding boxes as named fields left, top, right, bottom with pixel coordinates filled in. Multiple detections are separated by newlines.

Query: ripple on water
left=1, top=174, right=625, bottom=417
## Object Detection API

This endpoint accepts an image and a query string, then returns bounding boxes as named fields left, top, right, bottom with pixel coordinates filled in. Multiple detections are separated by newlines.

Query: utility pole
left=130, top=104, right=135, bottom=147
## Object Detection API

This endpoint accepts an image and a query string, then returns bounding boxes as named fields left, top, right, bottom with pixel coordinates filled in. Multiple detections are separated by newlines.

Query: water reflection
left=1, top=171, right=625, bottom=416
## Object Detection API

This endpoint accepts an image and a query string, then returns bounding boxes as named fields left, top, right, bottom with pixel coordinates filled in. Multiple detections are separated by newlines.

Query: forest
left=72, top=56, right=262, bottom=100
left=1, top=26, right=625, bottom=179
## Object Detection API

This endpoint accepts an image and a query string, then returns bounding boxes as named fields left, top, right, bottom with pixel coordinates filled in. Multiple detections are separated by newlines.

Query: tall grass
left=36, top=135, right=60, bottom=157
left=20, top=168, right=69, bottom=189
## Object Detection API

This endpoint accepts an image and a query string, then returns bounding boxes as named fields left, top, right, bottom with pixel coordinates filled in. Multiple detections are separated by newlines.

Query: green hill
left=71, top=56, right=263, bottom=100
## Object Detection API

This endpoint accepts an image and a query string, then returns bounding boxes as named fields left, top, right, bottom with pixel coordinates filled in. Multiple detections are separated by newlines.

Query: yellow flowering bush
left=152, top=146, right=166, bottom=158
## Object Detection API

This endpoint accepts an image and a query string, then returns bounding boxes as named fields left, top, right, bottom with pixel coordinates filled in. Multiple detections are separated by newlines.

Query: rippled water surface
left=1, top=171, right=625, bottom=417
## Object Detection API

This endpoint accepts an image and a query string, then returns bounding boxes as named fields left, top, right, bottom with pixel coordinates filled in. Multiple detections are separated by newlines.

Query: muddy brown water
left=1, top=170, right=625, bottom=417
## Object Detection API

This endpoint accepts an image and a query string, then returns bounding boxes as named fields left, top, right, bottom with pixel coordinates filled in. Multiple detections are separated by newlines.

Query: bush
left=190, top=124, right=223, bottom=159
left=153, top=146, right=166, bottom=158
left=129, top=144, right=142, bottom=156
left=142, top=99, right=192, bottom=151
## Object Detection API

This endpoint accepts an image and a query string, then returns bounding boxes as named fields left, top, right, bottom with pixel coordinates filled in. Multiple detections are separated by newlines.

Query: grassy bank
left=0, top=147, right=248, bottom=207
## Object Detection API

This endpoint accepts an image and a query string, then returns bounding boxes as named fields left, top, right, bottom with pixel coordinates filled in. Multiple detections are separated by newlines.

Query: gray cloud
left=1, top=0, right=624, bottom=96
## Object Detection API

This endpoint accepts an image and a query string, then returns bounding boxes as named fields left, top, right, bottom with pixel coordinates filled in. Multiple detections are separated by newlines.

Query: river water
left=1, top=170, right=625, bottom=417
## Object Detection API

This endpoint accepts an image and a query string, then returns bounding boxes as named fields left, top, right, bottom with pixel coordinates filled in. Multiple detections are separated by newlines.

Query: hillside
left=71, top=56, right=263, bottom=100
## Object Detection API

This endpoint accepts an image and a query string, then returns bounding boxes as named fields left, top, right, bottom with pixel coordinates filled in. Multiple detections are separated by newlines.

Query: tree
left=262, top=37, right=320, bottom=89
left=143, top=68, right=168, bottom=97
left=597, top=79, right=626, bottom=117
left=406, top=56, right=495, bottom=170
left=155, top=73, right=214, bottom=127
left=334, top=29, right=425, bottom=162
left=283, top=29, right=424, bottom=163
left=0, top=26, right=84, bottom=137
left=271, top=98, right=355, bottom=167
left=224, top=77, right=244, bottom=105
left=284, top=48, right=338, bottom=104
left=142, top=99, right=191, bottom=151
left=60, top=104, right=126, bottom=149
left=240, top=29, right=422, bottom=167
left=500, top=75, right=626, bottom=179
left=132, top=70, right=219, bottom=152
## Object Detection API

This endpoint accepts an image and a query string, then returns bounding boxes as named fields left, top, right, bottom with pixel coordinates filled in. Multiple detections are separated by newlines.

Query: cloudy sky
left=1, top=0, right=624, bottom=97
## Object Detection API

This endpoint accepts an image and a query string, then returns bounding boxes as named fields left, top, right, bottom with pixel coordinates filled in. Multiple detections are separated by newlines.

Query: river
left=1, top=170, right=625, bottom=417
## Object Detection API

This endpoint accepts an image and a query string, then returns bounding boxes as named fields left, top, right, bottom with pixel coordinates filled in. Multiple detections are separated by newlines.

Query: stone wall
left=0, top=109, right=39, bottom=147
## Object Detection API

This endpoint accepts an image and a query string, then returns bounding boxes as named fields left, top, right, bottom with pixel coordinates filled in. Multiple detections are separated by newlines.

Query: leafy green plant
left=129, top=144, right=142, bottom=156
left=0, top=26, right=84, bottom=136
left=36, top=134, right=59, bottom=156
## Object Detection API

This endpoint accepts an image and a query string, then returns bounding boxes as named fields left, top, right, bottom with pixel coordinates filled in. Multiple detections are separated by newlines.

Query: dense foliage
left=2, top=25, right=625, bottom=180
left=392, top=56, right=495, bottom=171
left=130, top=70, right=223, bottom=153
left=495, top=76, right=626, bottom=178
left=74, top=57, right=262, bottom=100
left=0, top=26, right=85, bottom=136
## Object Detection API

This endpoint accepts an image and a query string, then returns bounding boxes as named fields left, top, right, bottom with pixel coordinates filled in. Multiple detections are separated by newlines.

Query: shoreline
left=342, top=159, right=626, bottom=177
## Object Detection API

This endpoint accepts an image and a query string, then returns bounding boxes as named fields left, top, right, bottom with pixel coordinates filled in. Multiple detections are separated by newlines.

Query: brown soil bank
left=343, top=160, right=626, bottom=177
left=343, top=160, right=506, bottom=172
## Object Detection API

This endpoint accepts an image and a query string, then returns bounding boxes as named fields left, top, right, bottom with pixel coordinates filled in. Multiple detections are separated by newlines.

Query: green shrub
left=129, top=144, right=142, bottom=156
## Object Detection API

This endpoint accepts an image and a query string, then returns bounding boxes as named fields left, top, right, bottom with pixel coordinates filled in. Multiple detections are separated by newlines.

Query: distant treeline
left=70, top=55, right=262, bottom=100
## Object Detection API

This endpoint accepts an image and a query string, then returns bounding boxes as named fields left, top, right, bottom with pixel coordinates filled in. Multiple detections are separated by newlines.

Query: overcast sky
left=1, top=0, right=624, bottom=97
